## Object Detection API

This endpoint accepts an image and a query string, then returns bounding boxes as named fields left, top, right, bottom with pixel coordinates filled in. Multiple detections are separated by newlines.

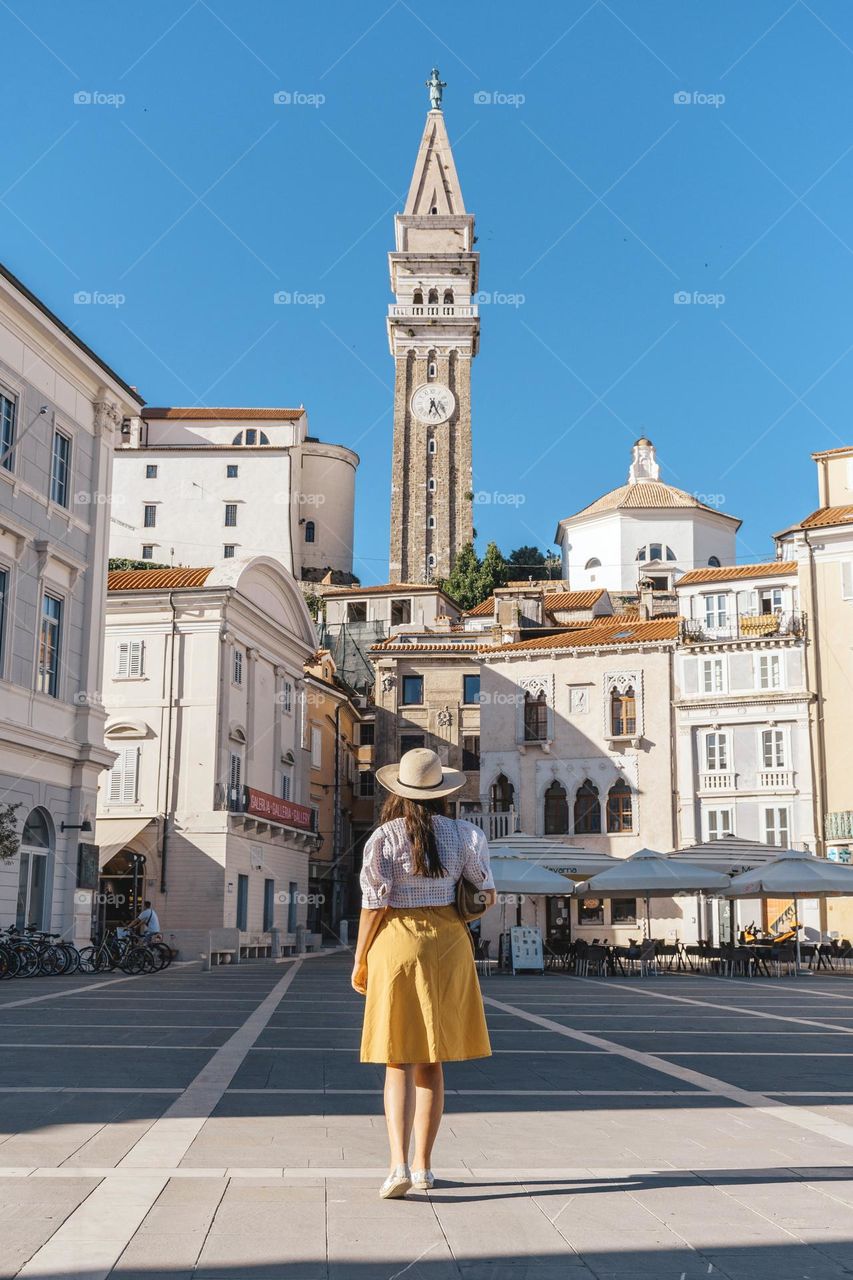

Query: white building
left=96, top=558, right=321, bottom=956
left=110, top=406, right=358, bottom=583
left=0, top=262, right=142, bottom=943
left=555, top=438, right=739, bottom=595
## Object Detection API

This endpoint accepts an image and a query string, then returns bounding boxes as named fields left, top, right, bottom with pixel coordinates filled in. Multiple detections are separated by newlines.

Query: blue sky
left=3, top=1, right=853, bottom=582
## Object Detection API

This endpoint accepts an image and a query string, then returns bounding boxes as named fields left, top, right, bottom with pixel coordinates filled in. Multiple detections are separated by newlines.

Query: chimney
left=638, top=578, right=654, bottom=620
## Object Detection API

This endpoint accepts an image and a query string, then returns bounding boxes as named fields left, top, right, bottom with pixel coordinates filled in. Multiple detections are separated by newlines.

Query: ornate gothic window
left=413, top=289, right=423, bottom=305
left=443, top=289, right=454, bottom=305
left=606, top=780, right=633, bottom=832
left=544, top=781, right=568, bottom=835
left=490, top=773, right=514, bottom=812
left=574, top=781, right=601, bottom=834
left=523, top=690, right=548, bottom=742
left=610, top=686, right=636, bottom=737
left=428, top=288, right=439, bottom=304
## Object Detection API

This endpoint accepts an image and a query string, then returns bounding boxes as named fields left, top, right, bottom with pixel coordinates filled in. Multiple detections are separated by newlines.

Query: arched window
left=523, top=690, right=548, bottom=742
left=443, top=289, right=454, bottom=305
left=428, top=288, right=439, bottom=304
left=426, top=516, right=436, bottom=530
left=426, top=553, right=436, bottom=573
left=606, top=780, right=633, bottom=832
left=708, top=555, right=721, bottom=567
left=574, top=781, right=600, bottom=834
left=544, top=781, right=568, bottom=835
left=427, top=360, right=437, bottom=380
left=428, top=438, right=437, bottom=455
left=413, top=289, right=423, bottom=306
left=584, top=557, right=601, bottom=570
left=427, top=478, right=436, bottom=492
left=610, top=685, right=636, bottom=737
left=304, top=520, right=315, bottom=543
left=637, top=543, right=675, bottom=563
left=17, top=807, right=53, bottom=930
left=490, top=773, right=514, bottom=812
left=232, top=430, right=270, bottom=446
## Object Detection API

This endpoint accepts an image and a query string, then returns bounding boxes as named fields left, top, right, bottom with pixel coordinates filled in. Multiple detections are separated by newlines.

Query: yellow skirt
left=360, top=905, right=492, bottom=1064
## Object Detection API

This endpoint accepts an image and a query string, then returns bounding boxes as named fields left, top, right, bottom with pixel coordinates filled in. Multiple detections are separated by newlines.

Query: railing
left=468, top=809, right=518, bottom=841
left=699, top=771, right=737, bottom=792
left=681, top=611, right=806, bottom=644
left=758, top=769, right=794, bottom=790
left=388, top=304, right=478, bottom=318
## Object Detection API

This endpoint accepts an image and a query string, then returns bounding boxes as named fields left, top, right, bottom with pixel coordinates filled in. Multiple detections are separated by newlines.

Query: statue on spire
left=426, top=66, right=446, bottom=111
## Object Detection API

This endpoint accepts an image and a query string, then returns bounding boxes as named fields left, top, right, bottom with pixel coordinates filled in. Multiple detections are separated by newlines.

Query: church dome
left=570, top=479, right=730, bottom=519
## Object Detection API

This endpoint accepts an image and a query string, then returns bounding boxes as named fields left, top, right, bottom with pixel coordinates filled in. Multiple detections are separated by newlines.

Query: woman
left=351, top=747, right=496, bottom=1199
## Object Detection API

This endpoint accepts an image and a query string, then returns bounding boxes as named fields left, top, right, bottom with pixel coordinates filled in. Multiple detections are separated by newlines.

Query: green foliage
left=0, top=802, right=21, bottom=863
left=108, top=558, right=172, bottom=571
left=303, top=591, right=323, bottom=622
left=507, top=546, right=562, bottom=581
left=438, top=542, right=482, bottom=610
left=477, top=541, right=509, bottom=598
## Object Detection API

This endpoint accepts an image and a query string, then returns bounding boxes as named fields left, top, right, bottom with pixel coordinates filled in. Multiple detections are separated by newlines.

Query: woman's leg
left=412, top=1062, right=444, bottom=1170
left=384, top=1063, right=415, bottom=1170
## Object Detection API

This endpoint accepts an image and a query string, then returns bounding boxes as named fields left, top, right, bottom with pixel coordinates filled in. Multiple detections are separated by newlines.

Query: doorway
left=99, top=849, right=147, bottom=936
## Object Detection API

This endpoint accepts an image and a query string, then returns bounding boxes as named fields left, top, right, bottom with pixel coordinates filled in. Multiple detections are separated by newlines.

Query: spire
left=628, top=438, right=660, bottom=484
left=403, top=85, right=466, bottom=216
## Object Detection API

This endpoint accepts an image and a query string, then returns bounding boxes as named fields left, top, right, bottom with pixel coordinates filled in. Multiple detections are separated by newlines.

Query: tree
left=0, top=802, right=21, bottom=863
left=507, top=545, right=555, bottom=580
left=108, top=558, right=172, bottom=571
left=477, top=541, right=509, bottom=599
left=438, top=542, right=482, bottom=610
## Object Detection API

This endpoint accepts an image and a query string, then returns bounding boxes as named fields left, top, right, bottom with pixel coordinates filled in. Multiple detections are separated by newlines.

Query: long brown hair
left=380, top=793, right=448, bottom=878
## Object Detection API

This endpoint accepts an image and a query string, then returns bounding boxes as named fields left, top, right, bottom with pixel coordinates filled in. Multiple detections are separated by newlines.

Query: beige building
left=96, top=559, right=320, bottom=957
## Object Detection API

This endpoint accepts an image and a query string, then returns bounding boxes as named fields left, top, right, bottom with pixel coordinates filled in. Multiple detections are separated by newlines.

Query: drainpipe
left=803, top=531, right=827, bottom=857
left=160, top=590, right=177, bottom=894
left=333, top=700, right=342, bottom=927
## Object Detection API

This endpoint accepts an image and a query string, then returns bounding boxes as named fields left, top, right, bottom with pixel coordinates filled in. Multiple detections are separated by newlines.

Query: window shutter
left=121, top=746, right=139, bottom=804
left=108, top=756, right=123, bottom=802
left=230, top=753, right=242, bottom=792
left=116, top=642, right=129, bottom=677
left=128, top=641, right=143, bottom=677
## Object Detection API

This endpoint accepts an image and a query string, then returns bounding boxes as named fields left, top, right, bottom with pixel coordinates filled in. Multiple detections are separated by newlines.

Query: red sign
left=243, top=786, right=315, bottom=833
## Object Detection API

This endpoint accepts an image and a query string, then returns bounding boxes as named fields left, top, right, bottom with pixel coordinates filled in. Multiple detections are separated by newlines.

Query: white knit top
left=360, top=816, right=495, bottom=909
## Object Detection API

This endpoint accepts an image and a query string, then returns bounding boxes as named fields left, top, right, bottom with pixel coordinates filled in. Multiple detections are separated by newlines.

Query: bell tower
left=387, top=70, right=480, bottom=583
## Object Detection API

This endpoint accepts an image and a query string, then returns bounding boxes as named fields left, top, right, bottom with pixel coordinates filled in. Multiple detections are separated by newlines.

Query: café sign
left=242, top=786, right=315, bottom=833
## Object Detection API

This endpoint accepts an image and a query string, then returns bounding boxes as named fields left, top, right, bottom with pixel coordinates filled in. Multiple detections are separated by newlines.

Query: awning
left=93, top=816, right=157, bottom=868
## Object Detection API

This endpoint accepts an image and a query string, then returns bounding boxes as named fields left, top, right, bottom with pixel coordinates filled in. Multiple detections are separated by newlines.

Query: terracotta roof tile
left=108, top=568, right=213, bottom=591
left=465, top=596, right=494, bottom=616
left=563, top=481, right=740, bottom=523
left=812, top=446, right=853, bottom=459
left=142, top=407, right=304, bottom=421
left=800, top=505, right=853, bottom=529
left=321, top=582, right=460, bottom=599
left=371, top=640, right=481, bottom=655
left=542, top=589, right=605, bottom=611
left=677, top=562, right=794, bottom=586
left=492, top=619, right=680, bottom=654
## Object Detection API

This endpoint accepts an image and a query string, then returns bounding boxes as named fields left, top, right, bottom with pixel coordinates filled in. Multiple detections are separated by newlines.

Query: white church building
left=555, top=439, right=740, bottom=595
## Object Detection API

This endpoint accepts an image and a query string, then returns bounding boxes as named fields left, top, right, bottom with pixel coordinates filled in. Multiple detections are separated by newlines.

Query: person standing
left=351, top=748, right=496, bottom=1199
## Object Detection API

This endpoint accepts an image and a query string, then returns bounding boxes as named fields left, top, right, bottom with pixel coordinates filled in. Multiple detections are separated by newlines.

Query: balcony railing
left=699, top=771, right=736, bottom=792
left=468, top=809, right=519, bottom=841
left=388, top=304, right=478, bottom=318
left=757, top=769, right=794, bottom=791
left=681, top=611, right=806, bottom=644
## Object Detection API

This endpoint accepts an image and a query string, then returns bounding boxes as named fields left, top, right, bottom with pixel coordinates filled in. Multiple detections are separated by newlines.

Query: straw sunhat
left=375, top=747, right=466, bottom=800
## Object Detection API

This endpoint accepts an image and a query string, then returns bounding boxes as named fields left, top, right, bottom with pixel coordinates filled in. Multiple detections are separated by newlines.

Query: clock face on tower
left=411, top=382, right=455, bottom=425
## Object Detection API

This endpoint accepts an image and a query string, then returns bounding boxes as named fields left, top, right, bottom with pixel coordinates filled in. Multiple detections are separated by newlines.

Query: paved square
left=3, top=953, right=853, bottom=1277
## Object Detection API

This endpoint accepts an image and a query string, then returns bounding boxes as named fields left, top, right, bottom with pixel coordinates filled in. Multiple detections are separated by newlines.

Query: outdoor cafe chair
left=638, top=940, right=657, bottom=977
left=474, top=938, right=495, bottom=979
left=585, top=943, right=610, bottom=977
left=770, top=942, right=796, bottom=977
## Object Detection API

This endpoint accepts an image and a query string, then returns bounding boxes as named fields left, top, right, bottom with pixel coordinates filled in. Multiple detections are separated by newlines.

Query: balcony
left=388, top=304, right=478, bottom=318
left=469, top=809, right=519, bottom=841
left=681, top=611, right=806, bottom=644
left=699, top=771, right=737, bottom=793
left=757, top=769, right=795, bottom=791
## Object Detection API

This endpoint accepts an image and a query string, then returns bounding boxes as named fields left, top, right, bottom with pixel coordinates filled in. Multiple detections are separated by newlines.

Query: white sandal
left=411, top=1169, right=435, bottom=1190
left=379, top=1164, right=412, bottom=1199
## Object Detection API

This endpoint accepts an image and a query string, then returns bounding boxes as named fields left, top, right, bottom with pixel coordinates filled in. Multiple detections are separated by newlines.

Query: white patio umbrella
left=489, top=856, right=573, bottom=934
left=574, top=848, right=731, bottom=938
left=726, top=849, right=853, bottom=971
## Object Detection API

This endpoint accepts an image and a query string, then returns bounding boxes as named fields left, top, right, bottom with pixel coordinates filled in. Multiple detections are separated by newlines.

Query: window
left=141, top=545, right=154, bottom=560
left=359, top=770, right=375, bottom=797
left=232, top=430, right=269, bottom=445
left=281, top=772, right=291, bottom=801
left=145, top=463, right=158, bottom=479
left=490, top=773, right=514, bottom=811
left=523, top=690, right=548, bottom=742
left=606, top=780, right=633, bottom=832
left=400, top=733, right=425, bottom=755
left=304, top=520, right=315, bottom=543
left=282, top=680, right=293, bottom=713
left=704, top=593, right=728, bottom=629
left=762, top=729, right=786, bottom=769
left=462, top=734, right=480, bottom=772
left=427, top=554, right=436, bottom=571
left=359, top=721, right=374, bottom=746
left=650, top=543, right=662, bottom=562
left=584, top=558, right=601, bottom=570
left=443, top=289, right=454, bottom=305
left=428, top=288, right=438, bottom=304
left=610, top=686, right=636, bottom=736
left=636, top=543, right=676, bottom=563
left=263, top=879, right=275, bottom=932
left=391, top=598, right=411, bottom=625
left=427, top=478, right=436, bottom=493
left=107, top=745, right=139, bottom=804
left=544, top=781, right=569, bottom=835
left=428, top=438, right=437, bottom=455
left=706, top=807, right=733, bottom=840
left=758, top=654, right=782, bottom=690
left=708, top=555, right=721, bottom=567
left=0, top=390, right=15, bottom=472
left=347, top=601, right=367, bottom=623
left=704, top=731, right=729, bottom=771
left=426, top=516, right=436, bottom=530
left=236, top=874, right=249, bottom=931
left=413, top=289, right=423, bottom=306
left=37, top=593, right=62, bottom=697
left=759, top=588, right=783, bottom=614
left=700, top=657, right=725, bottom=694
left=579, top=897, right=604, bottom=925
left=229, top=751, right=242, bottom=795
left=612, top=897, right=637, bottom=924
left=764, top=807, right=790, bottom=847
left=401, top=674, right=423, bottom=705
left=233, top=649, right=243, bottom=685
left=463, top=673, right=480, bottom=705
left=574, top=780, right=600, bottom=834
left=16, top=808, right=52, bottom=931
left=224, top=503, right=237, bottom=527
left=227, top=464, right=238, bottom=478
left=223, top=544, right=235, bottom=558
left=115, top=639, right=144, bottom=678
left=0, top=567, right=7, bottom=672
left=287, top=880, right=298, bottom=932
left=143, top=504, right=156, bottom=528
left=311, top=726, right=322, bottom=770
